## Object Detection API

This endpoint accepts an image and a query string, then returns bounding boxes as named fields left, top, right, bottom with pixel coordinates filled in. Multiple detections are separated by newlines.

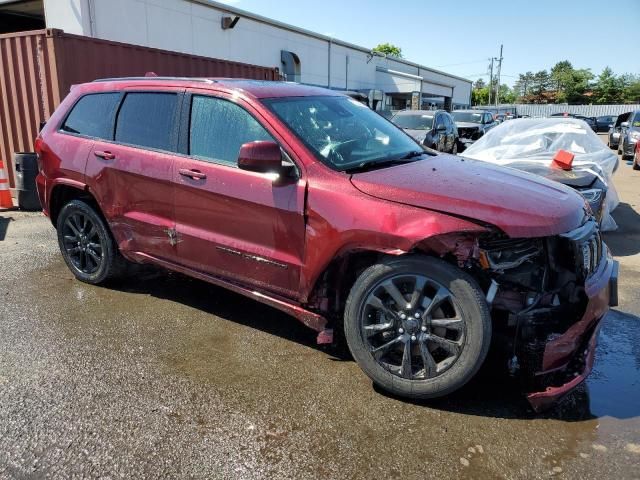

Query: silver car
left=617, top=110, right=640, bottom=160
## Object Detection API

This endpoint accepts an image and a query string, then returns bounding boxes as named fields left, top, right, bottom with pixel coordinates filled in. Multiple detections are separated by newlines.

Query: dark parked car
left=391, top=109, right=458, bottom=154
left=596, top=115, right=617, bottom=133
left=36, top=77, right=617, bottom=410
left=617, top=110, right=640, bottom=160
left=550, top=112, right=597, bottom=131
left=451, top=110, right=497, bottom=150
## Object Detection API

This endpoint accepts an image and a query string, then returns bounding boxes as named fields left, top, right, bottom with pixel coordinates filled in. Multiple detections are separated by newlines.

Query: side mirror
left=620, top=121, right=629, bottom=129
left=238, top=141, right=295, bottom=180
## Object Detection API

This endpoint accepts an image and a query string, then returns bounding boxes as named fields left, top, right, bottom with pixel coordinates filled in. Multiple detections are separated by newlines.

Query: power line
left=435, top=59, right=490, bottom=68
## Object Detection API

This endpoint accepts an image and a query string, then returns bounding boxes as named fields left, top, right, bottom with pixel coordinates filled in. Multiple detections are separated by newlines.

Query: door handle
left=179, top=168, right=207, bottom=180
left=94, top=150, right=115, bottom=160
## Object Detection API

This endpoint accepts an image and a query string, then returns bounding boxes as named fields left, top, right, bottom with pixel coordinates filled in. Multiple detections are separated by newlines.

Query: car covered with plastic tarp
left=461, top=118, right=619, bottom=231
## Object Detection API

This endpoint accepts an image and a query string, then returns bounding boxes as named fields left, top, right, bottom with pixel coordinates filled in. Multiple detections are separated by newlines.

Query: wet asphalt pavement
left=1, top=148, right=639, bottom=479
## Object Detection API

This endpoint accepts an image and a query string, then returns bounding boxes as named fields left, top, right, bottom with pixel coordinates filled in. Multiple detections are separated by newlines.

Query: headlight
left=580, top=188, right=605, bottom=216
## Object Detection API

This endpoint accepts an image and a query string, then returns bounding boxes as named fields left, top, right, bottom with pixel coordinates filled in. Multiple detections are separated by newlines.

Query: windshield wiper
left=399, top=150, right=426, bottom=160
left=344, top=153, right=426, bottom=174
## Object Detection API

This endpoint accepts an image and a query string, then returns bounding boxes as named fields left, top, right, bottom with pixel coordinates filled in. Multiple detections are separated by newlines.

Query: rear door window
left=189, top=95, right=274, bottom=166
left=61, top=93, right=120, bottom=139
left=115, top=92, right=179, bottom=151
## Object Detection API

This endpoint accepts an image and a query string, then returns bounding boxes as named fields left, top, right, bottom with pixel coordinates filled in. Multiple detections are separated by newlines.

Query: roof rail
left=92, top=76, right=217, bottom=83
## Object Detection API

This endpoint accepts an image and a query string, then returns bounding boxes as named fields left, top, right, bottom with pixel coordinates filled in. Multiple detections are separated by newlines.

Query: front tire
left=56, top=200, right=127, bottom=284
left=343, top=256, right=491, bottom=400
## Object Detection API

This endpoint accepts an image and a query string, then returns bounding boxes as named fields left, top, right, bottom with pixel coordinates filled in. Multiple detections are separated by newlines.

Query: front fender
left=300, top=173, right=489, bottom=301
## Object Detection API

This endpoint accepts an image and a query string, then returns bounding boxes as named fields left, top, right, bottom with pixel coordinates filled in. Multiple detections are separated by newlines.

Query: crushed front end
left=473, top=216, right=618, bottom=411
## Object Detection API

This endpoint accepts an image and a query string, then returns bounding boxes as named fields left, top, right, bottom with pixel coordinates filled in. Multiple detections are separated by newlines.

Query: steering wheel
left=327, top=139, right=361, bottom=165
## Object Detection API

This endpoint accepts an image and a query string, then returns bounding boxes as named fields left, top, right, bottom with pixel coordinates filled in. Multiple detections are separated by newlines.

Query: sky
left=216, top=0, right=640, bottom=86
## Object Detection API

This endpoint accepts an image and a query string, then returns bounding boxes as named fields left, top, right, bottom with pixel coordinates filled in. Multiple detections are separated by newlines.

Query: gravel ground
left=0, top=141, right=639, bottom=479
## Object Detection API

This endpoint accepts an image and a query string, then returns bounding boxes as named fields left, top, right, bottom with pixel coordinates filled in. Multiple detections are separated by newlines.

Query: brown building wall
left=0, top=29, right=280, bottom=187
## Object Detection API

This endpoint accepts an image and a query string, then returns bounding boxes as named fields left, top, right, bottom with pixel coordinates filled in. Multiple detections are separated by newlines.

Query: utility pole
left=495, top=44, right=503, bottom=107
left=488, top=57, right=494, bottom=106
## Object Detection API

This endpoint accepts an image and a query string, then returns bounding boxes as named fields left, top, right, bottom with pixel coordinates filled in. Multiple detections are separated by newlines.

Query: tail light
left=34, top=137, right=43, bottom=171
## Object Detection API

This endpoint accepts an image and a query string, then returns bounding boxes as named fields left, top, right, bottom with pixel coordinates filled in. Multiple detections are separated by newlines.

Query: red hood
left=350, top=154, right=587, bottom=238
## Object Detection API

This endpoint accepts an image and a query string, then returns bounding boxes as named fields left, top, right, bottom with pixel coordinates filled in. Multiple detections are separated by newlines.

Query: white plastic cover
left=462, top=118, right=620, bottom=231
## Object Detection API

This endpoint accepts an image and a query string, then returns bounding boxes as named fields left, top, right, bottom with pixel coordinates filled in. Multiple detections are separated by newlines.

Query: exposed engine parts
left=471, top=218, right=602, bottom=391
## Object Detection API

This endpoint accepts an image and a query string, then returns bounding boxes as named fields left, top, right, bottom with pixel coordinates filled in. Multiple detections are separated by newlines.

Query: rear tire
left=633, top=151, right=640, bottom=170
left=343, top=255, right=491, bottom=400
left=56, top=200, right=128, bottom=284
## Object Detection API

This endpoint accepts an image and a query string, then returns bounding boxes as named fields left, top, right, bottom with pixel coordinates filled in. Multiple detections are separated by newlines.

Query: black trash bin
left=13, top=153, right=41, bottom=211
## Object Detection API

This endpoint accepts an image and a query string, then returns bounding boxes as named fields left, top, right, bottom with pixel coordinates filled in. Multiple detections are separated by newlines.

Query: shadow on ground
left=0, top=214, right=15, bottom=241
left=105, top=268, right=640, bottom=423
left=108, top=267, right=324, bottom=354
left=604, top=202, right=640, bottom=257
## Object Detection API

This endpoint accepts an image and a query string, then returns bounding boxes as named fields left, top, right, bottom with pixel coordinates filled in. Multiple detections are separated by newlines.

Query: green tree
left=622, top=76, right=640, bottom=104
left=471, top=86, right=489, bottom=106
left=564, top=68, right=594, bottom=103
left=498, top=84, right=516, bottom=104
left=513, top=71, right=534, bottom=99
left=531, top=70, right=551, bottom=96
left=371, top=43, right=403, bottom=58
left=473, top=78, right=486, bottom=89
left=593, top=67, right=623, bottom=104
left=550, top=60, right=574, bottom=98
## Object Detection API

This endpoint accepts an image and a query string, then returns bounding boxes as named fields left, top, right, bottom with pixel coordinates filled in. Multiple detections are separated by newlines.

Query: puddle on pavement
left=586, top=309, right=640, bottom=419
left=25, top=259, right=640, bottom=425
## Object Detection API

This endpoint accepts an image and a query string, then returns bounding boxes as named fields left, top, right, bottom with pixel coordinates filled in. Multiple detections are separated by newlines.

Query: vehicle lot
left=0, top=137, right=639, bottom=479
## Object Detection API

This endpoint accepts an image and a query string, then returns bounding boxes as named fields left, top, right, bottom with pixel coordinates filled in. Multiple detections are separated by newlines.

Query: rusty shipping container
left=0, top=28, right=281, bottom=188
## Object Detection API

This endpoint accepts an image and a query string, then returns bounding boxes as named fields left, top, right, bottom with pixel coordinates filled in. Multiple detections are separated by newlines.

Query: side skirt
left=128, top=251, right=331, bottom=339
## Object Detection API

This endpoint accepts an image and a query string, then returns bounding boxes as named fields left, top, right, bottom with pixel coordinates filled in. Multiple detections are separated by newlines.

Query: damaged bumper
left=526, top=252, right=618, bottom=412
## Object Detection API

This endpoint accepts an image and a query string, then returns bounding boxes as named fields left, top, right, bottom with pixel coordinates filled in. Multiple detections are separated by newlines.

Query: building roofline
left=194, top=0, right=472, bottom=86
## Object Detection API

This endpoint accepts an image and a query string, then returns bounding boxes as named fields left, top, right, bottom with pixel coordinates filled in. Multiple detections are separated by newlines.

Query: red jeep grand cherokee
left=35, top=78, right=618, bottom=410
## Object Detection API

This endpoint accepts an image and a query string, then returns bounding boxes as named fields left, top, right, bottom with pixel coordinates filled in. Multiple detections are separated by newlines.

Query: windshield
left=452, top=112, right=483, bottom=123
left=262, top=96, right=424, bottom=171
left=392, top=113, right=434, bottom=130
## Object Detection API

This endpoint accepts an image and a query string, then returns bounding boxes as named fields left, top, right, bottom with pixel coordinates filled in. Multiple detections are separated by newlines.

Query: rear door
left=58, top=92, right=121, bottom=188
left=172, top=91, right=306, bottom=298
left=85, top=88, right=182, bottom=261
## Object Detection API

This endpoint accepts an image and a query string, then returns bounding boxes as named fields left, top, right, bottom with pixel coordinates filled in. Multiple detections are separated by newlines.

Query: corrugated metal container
left=0, top=29, right=281, bottom=187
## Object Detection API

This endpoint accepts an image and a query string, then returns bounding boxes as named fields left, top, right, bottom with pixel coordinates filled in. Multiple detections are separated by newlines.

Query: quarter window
left=189, top=95, right=274, bottom=165
left=115, top=92, right=178, bottom=151
left=61, top=93, right=120, bottom=139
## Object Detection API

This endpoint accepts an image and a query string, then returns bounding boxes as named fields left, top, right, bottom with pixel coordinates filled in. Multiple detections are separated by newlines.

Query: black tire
left=56, top=200, right=128, bottom=284
left=633, top=152, right=640, bottom=170
left=343, top=255, right=491, bottom=400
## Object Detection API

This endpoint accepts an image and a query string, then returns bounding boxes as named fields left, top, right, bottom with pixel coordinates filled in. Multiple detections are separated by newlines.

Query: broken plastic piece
left=316, top=329, right=333, bottom=345
left=551, top=149, right=575, bottom=171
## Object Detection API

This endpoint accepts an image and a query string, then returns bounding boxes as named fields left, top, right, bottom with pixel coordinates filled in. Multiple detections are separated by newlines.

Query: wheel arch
left=49, top=182, right=100, bottom=226
left=305, top=230, right=487, bottom=325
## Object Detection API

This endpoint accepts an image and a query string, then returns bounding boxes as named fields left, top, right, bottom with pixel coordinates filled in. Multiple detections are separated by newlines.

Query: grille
left=458, top=127, right=479, bottom=139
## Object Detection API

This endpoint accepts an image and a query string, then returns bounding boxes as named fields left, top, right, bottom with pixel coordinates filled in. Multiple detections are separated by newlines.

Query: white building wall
left=41, top=0, right=471, bottom=106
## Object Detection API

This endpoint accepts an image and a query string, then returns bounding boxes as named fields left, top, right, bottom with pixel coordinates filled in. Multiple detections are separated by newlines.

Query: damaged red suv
left=35, top=78, right=618, bottom=410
